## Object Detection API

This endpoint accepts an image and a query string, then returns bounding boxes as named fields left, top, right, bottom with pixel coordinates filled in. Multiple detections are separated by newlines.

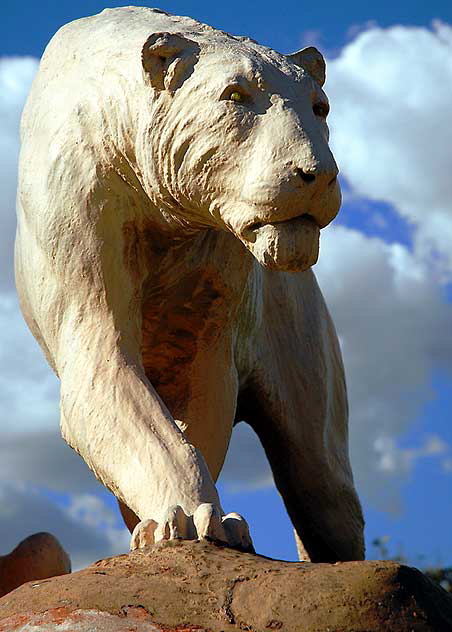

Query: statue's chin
left=241, top=215, right=320, bottom=272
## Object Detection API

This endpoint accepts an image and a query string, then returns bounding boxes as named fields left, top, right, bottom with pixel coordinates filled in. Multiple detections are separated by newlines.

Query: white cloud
left=65, top=493, right=130, bottom=568
left=326, top=21, right=452, bottom=280
left=0, top=294, right=59, bottom=433
left=0, top=57, right=38, bottom=292
left=0, top=484, right=128, bottom=571
left=375, top=434, right=449, bottom=475
left=220, top=423, right=273, bottom=491
left=0, top=430, right=102, bottom=493
left=315, top=224, right=452, bottom=509
left=0, top=59, right=60, bottom=437
left=318, top=22, right=452, bottom=507
left=442, top=457, right=452, bottom=473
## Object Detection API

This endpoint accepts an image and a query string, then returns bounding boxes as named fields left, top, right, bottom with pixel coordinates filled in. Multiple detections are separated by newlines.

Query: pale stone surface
left=16, top=7, right=363, bottom=562
left=0, top=532, right=70, bottom=598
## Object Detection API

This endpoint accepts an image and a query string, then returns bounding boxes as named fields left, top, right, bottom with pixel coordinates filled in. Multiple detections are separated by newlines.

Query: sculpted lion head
left=37, top=9, right=340, bottom=274
left=135, top=28, right=341, bottom=272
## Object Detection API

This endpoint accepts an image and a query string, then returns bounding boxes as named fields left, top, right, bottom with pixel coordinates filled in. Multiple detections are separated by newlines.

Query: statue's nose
left=296, top=166, right=338, bottom=187
left=290, top=160, right=341, bottom=228
left=296, top=168, right=316, bottom=183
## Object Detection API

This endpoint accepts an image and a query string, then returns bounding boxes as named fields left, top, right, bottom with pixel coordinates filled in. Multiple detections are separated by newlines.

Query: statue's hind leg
left=239, top=376, right=364, bottom=562
left=241, top=271, right=365, bottom=562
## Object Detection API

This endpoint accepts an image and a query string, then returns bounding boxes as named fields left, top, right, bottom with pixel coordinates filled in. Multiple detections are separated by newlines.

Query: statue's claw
left=130, top=504, right=253, bottom=553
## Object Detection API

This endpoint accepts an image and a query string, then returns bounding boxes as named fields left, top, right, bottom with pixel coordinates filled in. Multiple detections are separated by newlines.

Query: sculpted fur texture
left=16, top=6, right=364, bottom=561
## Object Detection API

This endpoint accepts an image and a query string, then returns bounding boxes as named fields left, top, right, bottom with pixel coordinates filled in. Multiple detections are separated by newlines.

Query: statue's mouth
left=233, top=211, right=320, bottom=271
left=243, top=213, right=319, bottom=241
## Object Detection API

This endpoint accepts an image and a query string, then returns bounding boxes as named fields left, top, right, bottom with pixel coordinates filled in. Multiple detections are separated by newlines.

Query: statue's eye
left=220, top=85, right=250, bottom=104
left=313, top=102, right=329, bottom=118
left=229, top=91, right=244, bottom=103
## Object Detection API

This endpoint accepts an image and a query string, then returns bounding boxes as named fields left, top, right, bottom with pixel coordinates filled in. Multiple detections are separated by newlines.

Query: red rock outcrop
left=0, top=532, right=70, bottom=599
left=0, top=539, right=451, bottom=631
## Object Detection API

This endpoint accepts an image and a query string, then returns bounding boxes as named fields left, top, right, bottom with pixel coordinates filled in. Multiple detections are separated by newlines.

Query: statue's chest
left=140, top=264, right=235, bottom=410
left=138, top=229, right=258, bottom=411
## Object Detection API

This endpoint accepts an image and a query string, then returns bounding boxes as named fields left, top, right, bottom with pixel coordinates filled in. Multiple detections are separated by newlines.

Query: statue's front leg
left=58, top=314, right=253, bottom=553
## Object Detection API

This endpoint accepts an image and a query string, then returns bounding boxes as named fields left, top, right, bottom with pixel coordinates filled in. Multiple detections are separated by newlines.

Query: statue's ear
left=286, top=46, right=326, bottom=87
left=142, top=32, right=200, bottom=91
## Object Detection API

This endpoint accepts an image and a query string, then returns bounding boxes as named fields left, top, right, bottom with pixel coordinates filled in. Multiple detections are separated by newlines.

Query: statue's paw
left=193, top=504, right=254, bottom=552
left=130, top=518, right=158, bottom=550
left=130, top=504, right=254, bottom=553
left=221, top=511, right=255, bottom=553
left=130, top=505, right=194, bottom=550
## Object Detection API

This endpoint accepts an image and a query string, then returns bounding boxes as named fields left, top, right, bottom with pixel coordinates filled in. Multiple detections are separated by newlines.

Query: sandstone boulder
left=0, top=539, right=451, bottom=631
left=0, top=532, right=70, bottom=599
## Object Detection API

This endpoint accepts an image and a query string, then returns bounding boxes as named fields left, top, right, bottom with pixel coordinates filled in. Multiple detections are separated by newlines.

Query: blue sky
left=3, top=0, right=452, bottom=56
left=1, top=0, right=451, bottom=569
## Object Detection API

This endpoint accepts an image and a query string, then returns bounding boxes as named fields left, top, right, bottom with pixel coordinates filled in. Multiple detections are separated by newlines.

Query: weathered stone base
left=0, top=539, right=451, bottom=631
